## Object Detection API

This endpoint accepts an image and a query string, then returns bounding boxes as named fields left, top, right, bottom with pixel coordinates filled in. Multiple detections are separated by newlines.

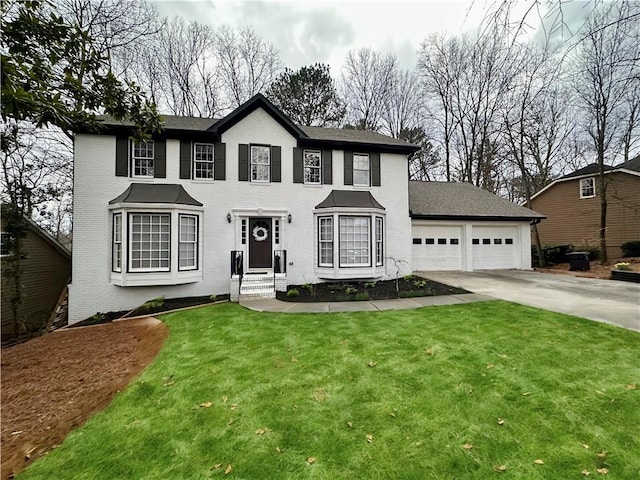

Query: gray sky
left=149, top=0, right=592, bottom=75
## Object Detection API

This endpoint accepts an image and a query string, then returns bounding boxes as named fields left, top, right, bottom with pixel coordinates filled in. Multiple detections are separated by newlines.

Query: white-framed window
left=580, top=177, right=595, bottom=198
left=375, top=217, right=383, bottom=266
left=304, top=150, right=321, bottom=184
left=178, top=214, right=198, bottom=270
left=339, top=216, right=370, bottom=267
left=0, top=232, right=11, bottom=256
left=353, top=153, right=370, bottom=187
left=251, top=145, right=270, bottom=182
left=129, top=213, right=170, bottom=272
left=112, top=213, right=122, bottom=272
left=132, top=139, right=154, bottom=177
left=194, top=143, right=214, bottom=179
left=319, top=216, right=333, bottom=267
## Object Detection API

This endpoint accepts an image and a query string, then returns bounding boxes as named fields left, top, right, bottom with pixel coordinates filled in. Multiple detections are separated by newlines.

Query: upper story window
left=194, top=143, right=214, bottom=179
left=251, top=145, right=270, bottom=182
left=580, top=177, right=595, bottom=198
left=1, top=232, right=11, bottom=256
left=132, top=140, right=154, bottom=177
left=353, top=153, right=370, bottom=187
left=304, top=150, right=321, bottom=184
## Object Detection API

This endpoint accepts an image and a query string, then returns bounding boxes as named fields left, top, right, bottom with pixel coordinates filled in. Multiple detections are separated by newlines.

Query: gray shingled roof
left=560, top=163, right=614, bottom=179
left=409, top=181, right=544, bottom=219
left=109, top=183, right=203, bottom=206
left=96, top=114, right=416, bottom=148
left=616, top=154, right=640, bottom=172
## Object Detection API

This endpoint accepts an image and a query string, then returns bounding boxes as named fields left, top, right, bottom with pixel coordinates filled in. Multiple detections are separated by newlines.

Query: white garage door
left=472, top=226, right=518, bottom=270
left=412, top=225, right=462, bottom=270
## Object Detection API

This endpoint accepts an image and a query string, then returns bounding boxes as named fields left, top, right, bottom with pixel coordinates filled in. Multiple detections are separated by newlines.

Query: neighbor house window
left=304, top=150, right=321, bottom=184
left=0, top=232, right=11, bottom=256
left=339, top=216, right=370, bottom=267
left=375, top=217, right=383, bottom=266
left=319, top=216, right=333, bottom=267
left=129, top=213, right=170, bottom=271
left=112, top=214, right=122, bottom=272
left=132, top=139, right=154, bottom=177
left=353, top=153, right=370, bottom=186
left=178, top=214, right=198, bottom=270
left=194, top=143, right=214, bottom=179
left=580, top=177, right=595, bottom=198
left=251, top=145, right=270, bottom=182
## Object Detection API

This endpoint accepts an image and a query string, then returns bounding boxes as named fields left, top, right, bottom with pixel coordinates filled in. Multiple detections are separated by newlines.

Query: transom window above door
left=251, top=145, right=270, bottom=182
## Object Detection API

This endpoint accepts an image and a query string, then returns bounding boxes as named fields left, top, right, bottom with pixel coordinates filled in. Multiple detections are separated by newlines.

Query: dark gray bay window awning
left=109, top=183, right=203, bottom=206
left=315, top=190, right=385, bottom=210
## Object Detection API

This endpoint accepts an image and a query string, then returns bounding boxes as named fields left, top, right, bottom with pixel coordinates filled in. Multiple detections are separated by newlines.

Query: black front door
left=248, top=218, right=272, bottom=269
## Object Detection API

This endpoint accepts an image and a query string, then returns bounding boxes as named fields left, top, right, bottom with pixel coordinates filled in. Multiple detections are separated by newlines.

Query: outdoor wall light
left=227, top=212, right=232, bottom=223
left=287, top=213, right=292, bottom=224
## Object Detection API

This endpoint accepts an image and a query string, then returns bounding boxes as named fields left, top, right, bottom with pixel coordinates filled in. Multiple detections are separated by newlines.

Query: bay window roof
left=109, top=183, right=203, bottom=206
left=315, top=190, right=385, bottom=210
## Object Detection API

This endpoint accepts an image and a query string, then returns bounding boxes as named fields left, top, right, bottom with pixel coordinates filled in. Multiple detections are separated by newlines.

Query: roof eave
left=410, top=213, right=545, bottom=222
left=299, top=138, right=419, bottom=154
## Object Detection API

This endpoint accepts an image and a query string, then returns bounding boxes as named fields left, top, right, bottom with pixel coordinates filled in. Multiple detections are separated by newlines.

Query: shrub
left=541, top=244, right=571, bottom=265
left=355, top=293, right=369, bottom=301
left=622, top=241, right=640, bottom=257
left=402, top=274, right=415, bottom=281
left=413, top=279, right=427, bottom=289
left=569, top=243, right=600, bottom=261
left=345, top=287, right=358, bottom=295
left=364, top=281, right=376, bottom=289
left=615, top=262, right=632, bottom=271
left=286, top=288, right=299, bottom=297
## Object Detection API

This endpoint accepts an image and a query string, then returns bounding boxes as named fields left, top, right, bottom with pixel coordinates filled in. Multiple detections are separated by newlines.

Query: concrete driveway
left=419, top=270, right=640, bottom=332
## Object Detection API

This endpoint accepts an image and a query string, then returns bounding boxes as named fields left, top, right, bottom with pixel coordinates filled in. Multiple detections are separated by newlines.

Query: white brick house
left=69, top=94, right=419, bottom=323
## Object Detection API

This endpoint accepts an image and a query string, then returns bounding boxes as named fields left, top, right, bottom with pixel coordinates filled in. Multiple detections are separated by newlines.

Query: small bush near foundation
left=622, top=241, right=640, bottom=257
left=286, top=288, right=299, bottom=297
left=355, top=293, right=369, bottom=301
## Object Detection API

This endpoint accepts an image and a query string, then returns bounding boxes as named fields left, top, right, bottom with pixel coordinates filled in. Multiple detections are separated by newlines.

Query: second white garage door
left=471, top=226, right=518, bottom=270
left=412, top=225, right=462, bottom=270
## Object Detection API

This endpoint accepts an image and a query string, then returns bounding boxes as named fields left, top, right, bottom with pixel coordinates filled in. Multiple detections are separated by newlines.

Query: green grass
left=19, top=301, right=640, bottom=479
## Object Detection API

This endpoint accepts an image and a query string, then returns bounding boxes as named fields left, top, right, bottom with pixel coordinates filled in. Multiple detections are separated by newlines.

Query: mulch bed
left=276, top=275, right=468, bottom=302
left=0, top=317, right=168, bottom=480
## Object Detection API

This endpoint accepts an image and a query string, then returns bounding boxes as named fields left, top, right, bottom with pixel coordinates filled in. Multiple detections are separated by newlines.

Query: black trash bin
left=566, top=252, right=590, bottom=271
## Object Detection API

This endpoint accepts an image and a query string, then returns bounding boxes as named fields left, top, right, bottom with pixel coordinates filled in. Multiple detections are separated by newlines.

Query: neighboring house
left=529, top=156, right=640, bottom=258
left=409, top=181, right=544, bottom=271
left=69, top=94, right=543, bottom=324
left=1, top=215, right=71, bottom=340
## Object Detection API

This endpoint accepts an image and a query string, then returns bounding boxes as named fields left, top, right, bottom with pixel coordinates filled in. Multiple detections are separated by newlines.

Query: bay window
left=339, top=216, right=370, bottom=267
left=130, top=213, right=170, bottom=272
left=376, top=217, right=384, bottom=266
left=112, top=213, right=122, bottom=272
left=179, top=214, right=198, bottom=270
left=319, top=216, right=333, bottom=267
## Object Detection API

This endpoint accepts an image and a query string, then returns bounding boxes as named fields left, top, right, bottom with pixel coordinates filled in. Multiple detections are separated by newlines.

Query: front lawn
left=19, top=302, right=639, bottom=479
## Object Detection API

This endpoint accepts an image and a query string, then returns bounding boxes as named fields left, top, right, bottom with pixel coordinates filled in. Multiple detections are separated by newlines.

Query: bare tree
left=340, top=48, right=397, bottom=131
left=382, top=69, right=422, bottom=138
left=214, top=26, right=282, bottom=108
left=573, top=1, right=640, bottom=262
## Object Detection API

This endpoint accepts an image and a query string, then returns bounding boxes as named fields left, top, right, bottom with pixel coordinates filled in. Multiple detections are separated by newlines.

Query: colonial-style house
left=69, top=94, right=542, bottom=324
left=529, top=156, right=640, bottom=258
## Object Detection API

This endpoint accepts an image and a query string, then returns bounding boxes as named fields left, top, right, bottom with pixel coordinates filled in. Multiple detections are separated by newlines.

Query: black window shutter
left=238, top=144, right=249, bottom=181
left=322, top=149, right=332, bottom=185
left=371, top=152, right=380, bottom=186
left=179, top=140, right=191, bottom=179
left=293, top=148, right=303, bottom=183
left=271, top=145, right=281, bottom=182
left=154, top=140, right=166, bottom=178
left=115, top=136, right=128, bottom=177
left=214, top=142, right=226, bottom=180
left=344, top=150, right=353, bottom=185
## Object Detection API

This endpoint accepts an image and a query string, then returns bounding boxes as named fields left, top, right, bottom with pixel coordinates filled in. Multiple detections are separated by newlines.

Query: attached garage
left=409, top=182, right=545, bottom=272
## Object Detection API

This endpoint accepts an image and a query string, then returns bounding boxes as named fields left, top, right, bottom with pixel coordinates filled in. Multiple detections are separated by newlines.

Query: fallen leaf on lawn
left=230, top=403, right=238, bottom=410
left=162, top=376, right=175, bottom=387
left=368, top=361, right=378, bottom=368
left=222, top=395, right=228, bottom=403
left=597, top=450, right=608, bottom=458
left=424, top=348, right=433, bottom=356
left=199, top=402, right=212, bottom=408
left=497, top=418, right=505, bottom=425
left=534, top=459, right=544, bottom=465
left=275, top=447, right=282, bottom=453
left=213, top=463, right=223, bottom=469
left=522, top=391, right=531, bottom=396
left=346, top=421, right=353, bottom=428
left=582, top=469, right=591, bottom=476
left=224, top=464, right=232, bottom=475
left=595, top=390, right=604, bottom=395
left=494, top=465, right=507, bottom=472
left=307, top=457, right=316, bottom=464
left=291, top=357, right=298, bottom=362
left=389, top=412, right=396, bottom=418
left=366, top=434, right=374, bottom=443
left=463, top=443, right=473, bottom=450
left=256, top=428, right=265, bottom=435
left=581, top=443, right=590, bottom=450
left=11, top=431, right=23, bottom=435
left=486, top=363, right=494, bottom=369
left=596, top=468, right=609, bottom=474
left=626, top=384, right=636, bottom=390
left=227, top=419, right=234, bottom=426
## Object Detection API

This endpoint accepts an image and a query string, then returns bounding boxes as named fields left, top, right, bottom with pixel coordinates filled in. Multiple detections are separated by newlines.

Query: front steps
left=240, top=273, right=276, bottom=298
